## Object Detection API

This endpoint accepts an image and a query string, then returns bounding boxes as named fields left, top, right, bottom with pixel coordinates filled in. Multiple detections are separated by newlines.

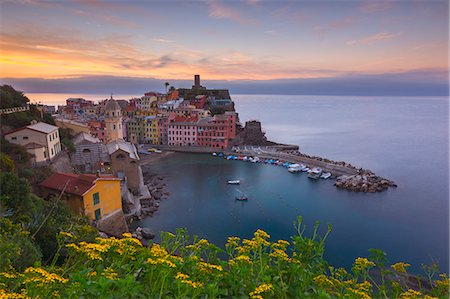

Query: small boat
left=212, top=152, right=217, bottom=156
left=308, top=167, right=323, bottom=179
left=218, top=152, right=224, bottom=157
left=227, top=180, right=240, bottom=184
left=288, top=164, right=301, bottom=172
left=235, top=196, right=248, bottom=201
left=320, top=172, right=332, bottom=179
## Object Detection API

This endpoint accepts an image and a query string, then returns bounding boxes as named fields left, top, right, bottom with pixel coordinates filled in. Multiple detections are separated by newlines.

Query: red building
left=196, top=111, right=237, bottom=149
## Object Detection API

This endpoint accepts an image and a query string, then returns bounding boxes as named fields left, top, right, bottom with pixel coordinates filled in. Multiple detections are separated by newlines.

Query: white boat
left=227, top=180, right=240, bottom=184
left=250, top=157, right=260, bottom=163
left=212, top=152, right=217, bottom=156
left=320, top=172, right=332, bottom=179
left=288, top=164, right=302, bottom=172
left=308, top=167, right=322, bottom=179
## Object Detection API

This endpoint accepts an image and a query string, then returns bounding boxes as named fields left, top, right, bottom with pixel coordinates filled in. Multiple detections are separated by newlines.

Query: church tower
left=104, top=96, right=123, bottom=142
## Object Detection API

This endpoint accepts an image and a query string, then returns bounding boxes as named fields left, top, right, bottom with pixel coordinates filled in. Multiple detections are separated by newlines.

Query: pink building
left=168, top=116, right=198, bottom=147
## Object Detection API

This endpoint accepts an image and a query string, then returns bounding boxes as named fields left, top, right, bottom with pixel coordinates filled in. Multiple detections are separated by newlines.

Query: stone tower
left=104, top=96, right=123, bottom=142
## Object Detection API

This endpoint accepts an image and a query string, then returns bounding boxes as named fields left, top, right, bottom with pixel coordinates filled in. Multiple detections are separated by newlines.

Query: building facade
left=4, top=121, right=62, bottom=163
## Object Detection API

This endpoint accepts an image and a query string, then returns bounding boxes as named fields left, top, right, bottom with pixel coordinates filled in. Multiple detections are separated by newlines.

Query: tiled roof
left=40, top=173, right=119, bottom=196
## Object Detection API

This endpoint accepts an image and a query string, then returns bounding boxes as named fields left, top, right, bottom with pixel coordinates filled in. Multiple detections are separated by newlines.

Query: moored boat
left=227, top=180, right=240, bottom=184
left=320, top=172, right=332, bottom=179
left=235, top=196, right=248, bottom=201
left=288, top=164, right=302, bottom=172
left=308, top=167, right=323, bottom=179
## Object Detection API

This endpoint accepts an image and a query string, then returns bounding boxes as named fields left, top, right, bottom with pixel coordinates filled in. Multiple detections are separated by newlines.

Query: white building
left=4, top=121, right=61, bottom=163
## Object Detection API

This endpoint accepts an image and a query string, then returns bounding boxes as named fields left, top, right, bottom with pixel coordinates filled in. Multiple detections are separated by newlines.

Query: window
left=116, top=153, right=126, bottom=160
left=113, top=124, right=116, bottom=130
left=93, top=192, right=100, bottom=205
left=51, top=148, right=54, bottom=155
left=23, top=136, right=28, bottom=140
left=11, top=137, right=17, bottom=140
left=94, top=208, right=101, bottom=220
left=83, top=148, right=91, bottom=153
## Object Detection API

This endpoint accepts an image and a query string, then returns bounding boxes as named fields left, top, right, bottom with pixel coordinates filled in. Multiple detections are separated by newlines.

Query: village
left=1, top=75, right=278, bottom=239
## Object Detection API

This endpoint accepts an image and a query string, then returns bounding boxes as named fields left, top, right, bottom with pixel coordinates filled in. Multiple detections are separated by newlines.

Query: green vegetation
left=0, top=85, right=55, bottom=130
left=0, top=85, right=29, bottom=109
left=0, top=153, right=15, bottom=173
left=0, top=204, right=448, bottom=298
left=0, top=172, right=97, bottom=272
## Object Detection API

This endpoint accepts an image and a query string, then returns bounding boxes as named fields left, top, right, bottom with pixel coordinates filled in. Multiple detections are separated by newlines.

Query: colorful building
left=168, top=116, right=198, bottom=146
left=197, top=111, right=237, bottom=149
left=39, top=173, right=122, bottom=221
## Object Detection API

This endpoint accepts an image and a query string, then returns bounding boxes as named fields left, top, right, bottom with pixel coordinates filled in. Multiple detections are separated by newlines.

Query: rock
left=98, top=231, right=109, bottom=238
left=151, top=190, right=163, bottom=199
left=141, top=228, right=155, bottom=239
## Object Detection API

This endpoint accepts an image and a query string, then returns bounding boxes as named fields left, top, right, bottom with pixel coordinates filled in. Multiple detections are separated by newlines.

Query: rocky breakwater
left=334, top=172, right=397, bottom=192
left=138, top=170, right=170, bottom=218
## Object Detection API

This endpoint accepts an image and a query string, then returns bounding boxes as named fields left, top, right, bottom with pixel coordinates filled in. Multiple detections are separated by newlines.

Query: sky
left=0, top=0, right=449, bottom=95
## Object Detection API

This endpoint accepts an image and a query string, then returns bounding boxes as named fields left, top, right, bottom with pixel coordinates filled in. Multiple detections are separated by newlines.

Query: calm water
left=137, top=95, right=449, bottom=273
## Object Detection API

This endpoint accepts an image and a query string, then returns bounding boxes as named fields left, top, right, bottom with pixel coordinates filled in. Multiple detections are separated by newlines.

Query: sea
left=28, top=93, right=449, bottom=273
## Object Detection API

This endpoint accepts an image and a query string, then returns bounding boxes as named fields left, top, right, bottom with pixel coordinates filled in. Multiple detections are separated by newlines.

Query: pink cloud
left=346, top=32, right=402, bottom=45
left=208, top=0, right=258, bottom=25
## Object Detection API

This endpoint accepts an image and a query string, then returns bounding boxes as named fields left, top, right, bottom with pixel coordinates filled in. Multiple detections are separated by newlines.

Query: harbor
left=139, top=144, right=397, bottom=193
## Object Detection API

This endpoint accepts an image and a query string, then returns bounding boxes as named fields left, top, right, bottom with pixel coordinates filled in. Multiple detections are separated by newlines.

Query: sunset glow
left=0, top=0, right=448, bottom=81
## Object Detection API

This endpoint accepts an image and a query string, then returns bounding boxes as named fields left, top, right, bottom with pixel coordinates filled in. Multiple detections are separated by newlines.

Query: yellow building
left=39, top=173, right=122, bottom=221
left=150, top=118, right=159, bottom=145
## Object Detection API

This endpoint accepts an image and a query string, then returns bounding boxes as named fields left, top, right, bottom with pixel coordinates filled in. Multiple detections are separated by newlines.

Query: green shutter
left=93, top=192, right=100, bottom=205
left=95, top=208, right=101, bottom=220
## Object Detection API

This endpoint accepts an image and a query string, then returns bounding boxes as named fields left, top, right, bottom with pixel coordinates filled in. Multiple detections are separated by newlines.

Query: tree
left=0, top=218, right=41, bottom=272
left=0, top=153, right=15, bottom=172
left=0, top=85, right=29, bottom=109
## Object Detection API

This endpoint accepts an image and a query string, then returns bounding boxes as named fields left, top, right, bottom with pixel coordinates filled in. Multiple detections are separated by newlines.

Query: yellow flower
left=391, top=262, right=410, bottom=273
left=0, top=272, right=17, bottom=279
left=103, top=267, right=118, bottom=280
left=229, top=255, right=252, bottom=266
left=88, top=271, right=97, bottom=277
left=175, top=272, right=189, bottom=280
left=150, top=244, right=169, bottom=257
left=313, top=274, right=334, bottom=289
left=399, top=289, right=423, bottom=299
left=23, top=267, right=68, bottom=286
left=59, top=232, right=74, bottom=239
left=122, top=232, right=132, bottom=238
left=175, top=272, right=203, bottom=288
left=352, top=258, right=376, bottom=272
left=269, top=249, right=289, bottom=261
left=346, top=287, right=372, bottom=299
left=249, top=283, right=273, bottom=298
left=254, top=230, right=270, bottom=239
left=199, top=262, right=223, bottom=273
left=226, top=237, right=240, bottom=247
left=146, top=258, right=176, bottom=268
left=0, top=289, right=30, bottom=299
